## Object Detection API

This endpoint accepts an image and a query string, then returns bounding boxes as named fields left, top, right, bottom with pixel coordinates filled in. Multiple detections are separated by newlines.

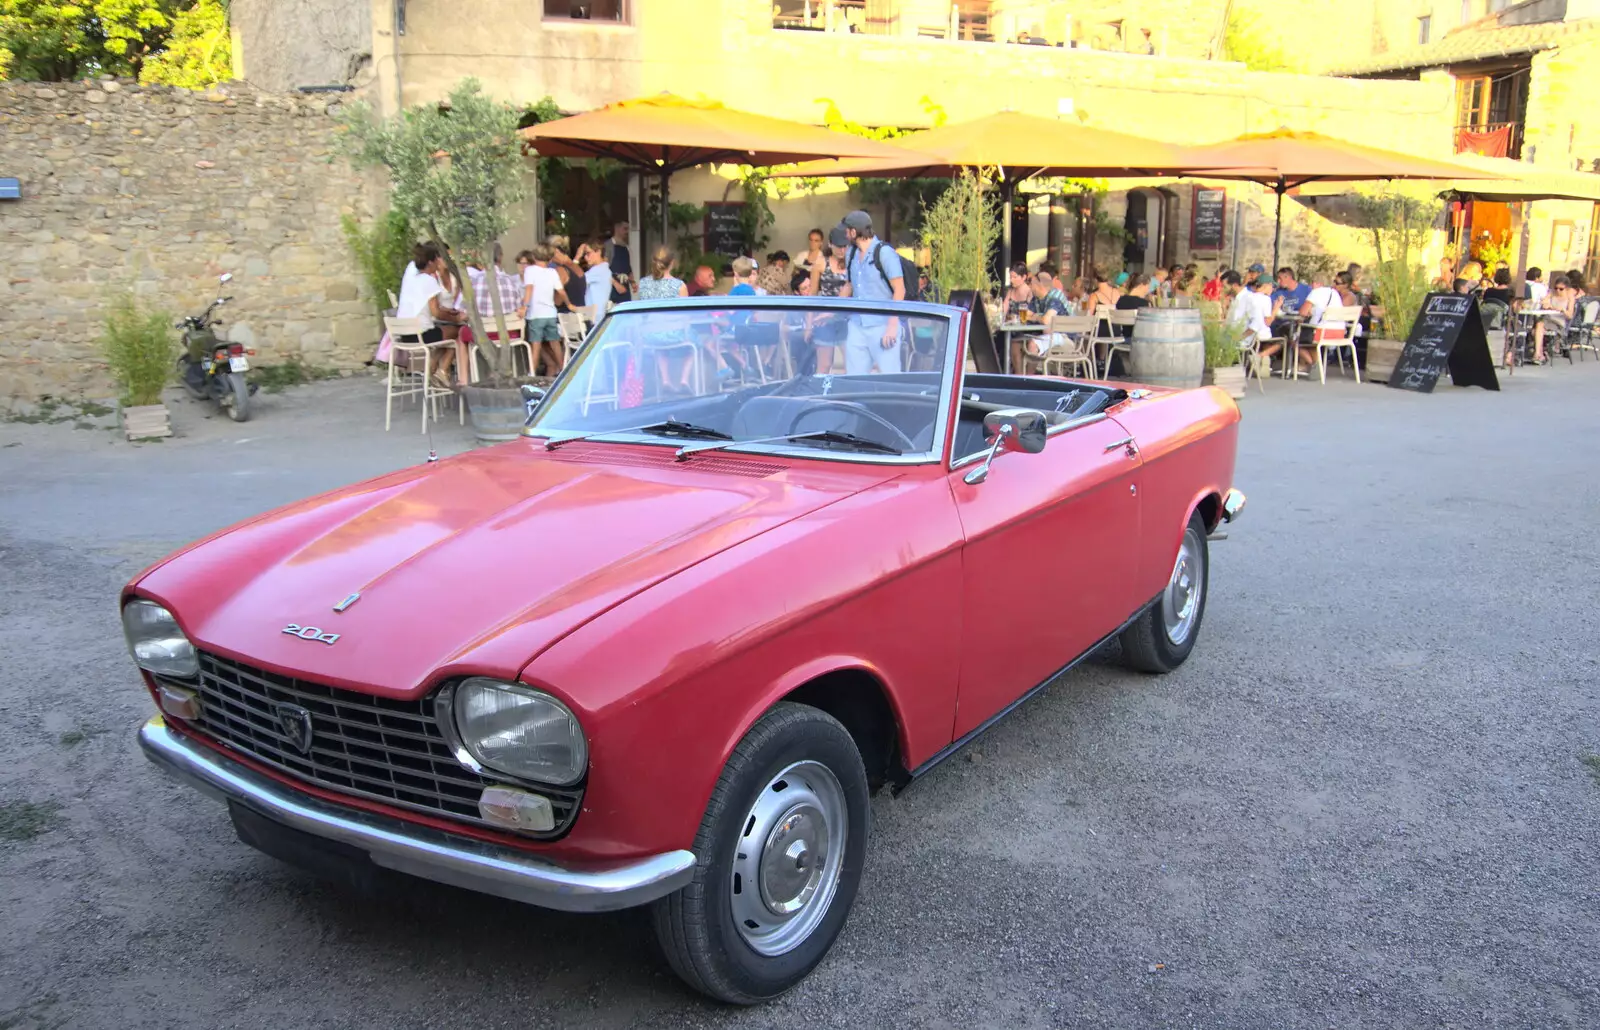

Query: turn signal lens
left=478, top=786, right=555, bottom=833
left=158, top=683, right=201, bottom=721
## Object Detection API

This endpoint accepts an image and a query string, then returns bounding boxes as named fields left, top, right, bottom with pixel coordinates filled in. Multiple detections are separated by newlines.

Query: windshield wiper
left=544, top=418, right=731, bottom=451
left=676, top=429, right=901, bottom=461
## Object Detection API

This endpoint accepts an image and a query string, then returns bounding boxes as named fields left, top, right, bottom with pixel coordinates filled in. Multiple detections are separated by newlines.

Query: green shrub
left=341, top=207, right=413, bottom=319
left=101, top=293, right=176, bottom=407
left=920, top=168, right=999, bottom=300
left=1372, top=258, right=1430, bottom=343
left=1200, top=300, right=1240, bottom=368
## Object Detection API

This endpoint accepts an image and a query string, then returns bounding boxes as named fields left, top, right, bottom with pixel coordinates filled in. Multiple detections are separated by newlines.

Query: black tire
left=177, top=357, right=207, bottom=401
left=224, top=372, right=250, bottom=422
left=652, top=702, right=869, bottom=1004
left=1120, top=510, right=1209, bottom=674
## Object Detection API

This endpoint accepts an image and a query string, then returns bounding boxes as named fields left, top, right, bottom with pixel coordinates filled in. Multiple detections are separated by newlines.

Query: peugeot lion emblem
left=273, top=702, right=315, bottom=755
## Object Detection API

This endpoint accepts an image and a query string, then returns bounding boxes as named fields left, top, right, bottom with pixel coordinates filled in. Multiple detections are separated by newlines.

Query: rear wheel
left=224, top=372, right=250, bottom=422
left=652, top=703, right=869, bottom=1004
left=1120, top=510, right=1209, bottom=673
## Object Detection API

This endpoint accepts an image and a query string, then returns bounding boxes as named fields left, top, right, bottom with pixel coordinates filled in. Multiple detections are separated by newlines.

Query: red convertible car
left=127, top=297, right=1243, bottom=1004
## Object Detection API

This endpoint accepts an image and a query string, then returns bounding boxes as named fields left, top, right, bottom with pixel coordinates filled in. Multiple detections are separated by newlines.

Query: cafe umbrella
left=1176, top=129, right=1500, bottom=270
left=518, top=93, right=923, bottom=252
left=784, top=110, right=1232, bottom=271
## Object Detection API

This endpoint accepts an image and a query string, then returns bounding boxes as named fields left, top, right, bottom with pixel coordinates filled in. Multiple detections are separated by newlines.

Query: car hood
left=133, top=442, right=894, bottom=700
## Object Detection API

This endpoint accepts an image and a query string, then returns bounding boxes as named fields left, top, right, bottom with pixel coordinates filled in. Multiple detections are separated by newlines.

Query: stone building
left=1333, top=0, right=1600, bottom=279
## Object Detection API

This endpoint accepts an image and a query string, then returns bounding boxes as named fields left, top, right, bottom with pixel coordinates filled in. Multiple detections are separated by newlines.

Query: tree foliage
left=342, top=79, right=530, bottom=383
left=0, top=0, right=228, bottom=85
left=1220, top=6, right=1300, bottom=74
left=139, top=0, right=227, bottom=88
left=341, top=205, right=413, bottom=322
left=101, top=290, right=176, bottom=407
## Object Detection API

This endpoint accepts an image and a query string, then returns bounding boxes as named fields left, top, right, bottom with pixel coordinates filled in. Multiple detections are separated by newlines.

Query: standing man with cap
left=839, top=210, right=905, bottom=374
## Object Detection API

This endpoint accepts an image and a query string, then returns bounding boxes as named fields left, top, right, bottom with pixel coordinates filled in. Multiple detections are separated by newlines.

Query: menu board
left=1389, top=293, right=1500, bottom=393
left=1190, top=187, right=1227, bottom=251
left=703, top=202, right=745, bottom=257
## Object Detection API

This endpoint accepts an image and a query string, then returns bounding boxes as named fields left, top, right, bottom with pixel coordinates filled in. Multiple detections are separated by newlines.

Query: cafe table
left=997, top=321, right=1049, bottom=375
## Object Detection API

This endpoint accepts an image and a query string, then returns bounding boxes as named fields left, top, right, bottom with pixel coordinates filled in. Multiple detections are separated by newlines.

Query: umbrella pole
left=661, top=171, right=671, bottom=256
left=1000, top=178, right=1015, bottom=274
left=1272, top=183, right=1284, bottom=273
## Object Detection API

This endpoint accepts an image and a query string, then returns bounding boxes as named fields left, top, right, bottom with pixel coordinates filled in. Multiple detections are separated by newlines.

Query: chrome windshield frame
left=523, top=297, right=967, bottom=467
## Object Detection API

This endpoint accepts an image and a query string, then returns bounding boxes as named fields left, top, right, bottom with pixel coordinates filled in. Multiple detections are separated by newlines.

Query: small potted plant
left=102, top=292, right=177, bottom=440
left=1200, top=301, right=1245, bottom=398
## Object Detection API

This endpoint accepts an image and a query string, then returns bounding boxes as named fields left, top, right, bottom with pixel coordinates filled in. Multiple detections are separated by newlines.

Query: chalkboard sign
left=1388, top=292, right=1500, bottom=393
left=703, top=202, right=745, bottom=256
left=1190, top=186, right=1226, bottom=251
left=947, top=289, right=1001, bottom=374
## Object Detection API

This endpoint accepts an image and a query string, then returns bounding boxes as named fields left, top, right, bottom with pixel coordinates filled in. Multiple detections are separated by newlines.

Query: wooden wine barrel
left=1129, top=307, right=1204, bottom=389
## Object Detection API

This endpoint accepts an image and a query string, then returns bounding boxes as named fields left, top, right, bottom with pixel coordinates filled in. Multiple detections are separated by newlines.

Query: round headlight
left=122, top=600, right=199, bottom=679
left=451, top=678, right=587, bottom=786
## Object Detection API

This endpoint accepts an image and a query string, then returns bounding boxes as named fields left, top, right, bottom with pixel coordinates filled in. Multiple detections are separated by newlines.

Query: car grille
left=169, top=651, right=581, bottom=838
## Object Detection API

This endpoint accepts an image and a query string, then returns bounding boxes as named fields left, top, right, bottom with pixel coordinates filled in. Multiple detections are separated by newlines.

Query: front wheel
left=652, top=703, right=869, bottom=1004
left=224, top=372, right=250, bottom=422
left=1120, top=510, right=1209, bottom=673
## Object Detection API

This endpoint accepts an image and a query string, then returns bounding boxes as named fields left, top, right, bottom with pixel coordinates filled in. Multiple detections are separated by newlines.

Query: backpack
left=872, top=241, right=923, bottom=302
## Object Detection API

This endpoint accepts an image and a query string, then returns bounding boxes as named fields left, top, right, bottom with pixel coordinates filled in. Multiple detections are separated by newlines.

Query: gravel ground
left=1, top=367, right=1597, bottom=1029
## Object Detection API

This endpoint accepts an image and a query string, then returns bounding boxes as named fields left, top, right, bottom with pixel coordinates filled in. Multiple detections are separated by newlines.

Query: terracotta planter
left=1364, top=338, right=1406, bottom=384
left=121, top=402, right=171, bottom=440
left=461, top=385, right=526, bottom=443
left=1203, top=365, right=1246, bottom=399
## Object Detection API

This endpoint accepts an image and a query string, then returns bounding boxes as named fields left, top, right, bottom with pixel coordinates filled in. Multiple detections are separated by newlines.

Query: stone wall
left=0, top=79, right=379, bottom=404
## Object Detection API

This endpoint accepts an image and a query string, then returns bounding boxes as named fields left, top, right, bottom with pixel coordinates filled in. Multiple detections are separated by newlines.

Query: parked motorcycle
left=177, top=273, right=257, bottom=422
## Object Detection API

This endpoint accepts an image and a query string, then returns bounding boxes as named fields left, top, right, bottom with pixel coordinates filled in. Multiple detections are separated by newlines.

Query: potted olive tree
left=102, top=292, right=177, bottom=440
left=920, top=169, right=998, bottom=302
left=344, top=79, right=529, bottom=442
left=1199, top=300, right=1245, bottom=398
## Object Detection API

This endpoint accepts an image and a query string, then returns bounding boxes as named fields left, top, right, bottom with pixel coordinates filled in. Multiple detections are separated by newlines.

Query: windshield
left=525, top=300, right=961, bottom=463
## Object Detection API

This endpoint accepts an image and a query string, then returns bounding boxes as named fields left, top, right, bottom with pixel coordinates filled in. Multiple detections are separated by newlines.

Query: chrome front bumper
left=1222, top=488, right=1246, bottom=522
left=138, top=716, right=695, bottom=913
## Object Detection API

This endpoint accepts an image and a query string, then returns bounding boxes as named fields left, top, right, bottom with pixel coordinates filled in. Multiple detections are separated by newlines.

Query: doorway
left=1122, top=189, right=1167, bottom=275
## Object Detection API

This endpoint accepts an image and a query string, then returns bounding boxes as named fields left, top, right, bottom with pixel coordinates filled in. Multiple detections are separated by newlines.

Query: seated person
left=1226, top=274, right=1278, bottom=371
left=1531, top=274, right=1575, bottom=363
left=1001, top=263, right=1032, bottom=321
left=1011, top=271, right=1071, bottom=372
left=1269, top=266, right=1310, bottom=339
left=1115, top=273, right=1152, bottom=333
left=686, top=264, right=717, bottom=297
left=396, top=244, right=466, bottom=387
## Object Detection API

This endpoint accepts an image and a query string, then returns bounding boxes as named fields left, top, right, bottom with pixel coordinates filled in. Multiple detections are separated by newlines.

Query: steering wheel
left=785, top=400, right=918, bottom=453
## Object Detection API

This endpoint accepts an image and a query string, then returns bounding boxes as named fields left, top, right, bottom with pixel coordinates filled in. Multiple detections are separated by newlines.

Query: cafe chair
left=557, top=312, right=590, bottom=366
left=468, top=320, right=532, bottom=384
left=383, top=315, right=460, bottom=433
left=1238, top=331, right=1270, bottom=393
left=1307, top=305, right=1363, bottom=384
left=1103, top=310, right=1138, bottom=377
left=1565, top=298, right=1599, bottom=360
left=1040, top=316, right=1095, bottom=379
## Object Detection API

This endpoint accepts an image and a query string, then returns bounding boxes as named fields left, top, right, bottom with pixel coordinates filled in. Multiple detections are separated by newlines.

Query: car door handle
left=1104, top=436, right=1136, bottom=454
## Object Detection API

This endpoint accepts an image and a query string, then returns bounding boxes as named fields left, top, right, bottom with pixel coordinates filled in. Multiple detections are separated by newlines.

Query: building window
left=544, top=0, right=626, bottom=22
left=1417, top=14, right=1431, bottom=44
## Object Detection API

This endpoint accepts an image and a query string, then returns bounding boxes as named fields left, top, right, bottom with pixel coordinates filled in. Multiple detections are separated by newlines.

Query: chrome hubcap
left=1162, top=526, right=1204, bottom=646
left=731, top=761, right=847, bottom=956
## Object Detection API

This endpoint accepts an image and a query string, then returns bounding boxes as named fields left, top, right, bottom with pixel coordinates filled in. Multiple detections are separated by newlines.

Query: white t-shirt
left=1304, top=285, right=1340, bottom=325
left=1526, top=280, right=1548, bottom=307
left=523, top=264, right=563, bottom=319
left=1238, top=289, right=1273, bottom=340
left=397, top=269, right=447, bottom=331
left=584, top=262, right=612, bottom=319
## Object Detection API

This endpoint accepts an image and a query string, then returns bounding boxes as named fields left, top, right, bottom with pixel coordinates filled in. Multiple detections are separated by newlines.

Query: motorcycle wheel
left=224, top=372, right=250, bottom=422
left=177, top=357, right=207, bottom=401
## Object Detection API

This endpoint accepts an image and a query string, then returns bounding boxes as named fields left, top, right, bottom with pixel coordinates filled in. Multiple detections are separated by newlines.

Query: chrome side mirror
left=964, top=408, right=1048, bottom=485
left=520, top=384, right=547, bottom=423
